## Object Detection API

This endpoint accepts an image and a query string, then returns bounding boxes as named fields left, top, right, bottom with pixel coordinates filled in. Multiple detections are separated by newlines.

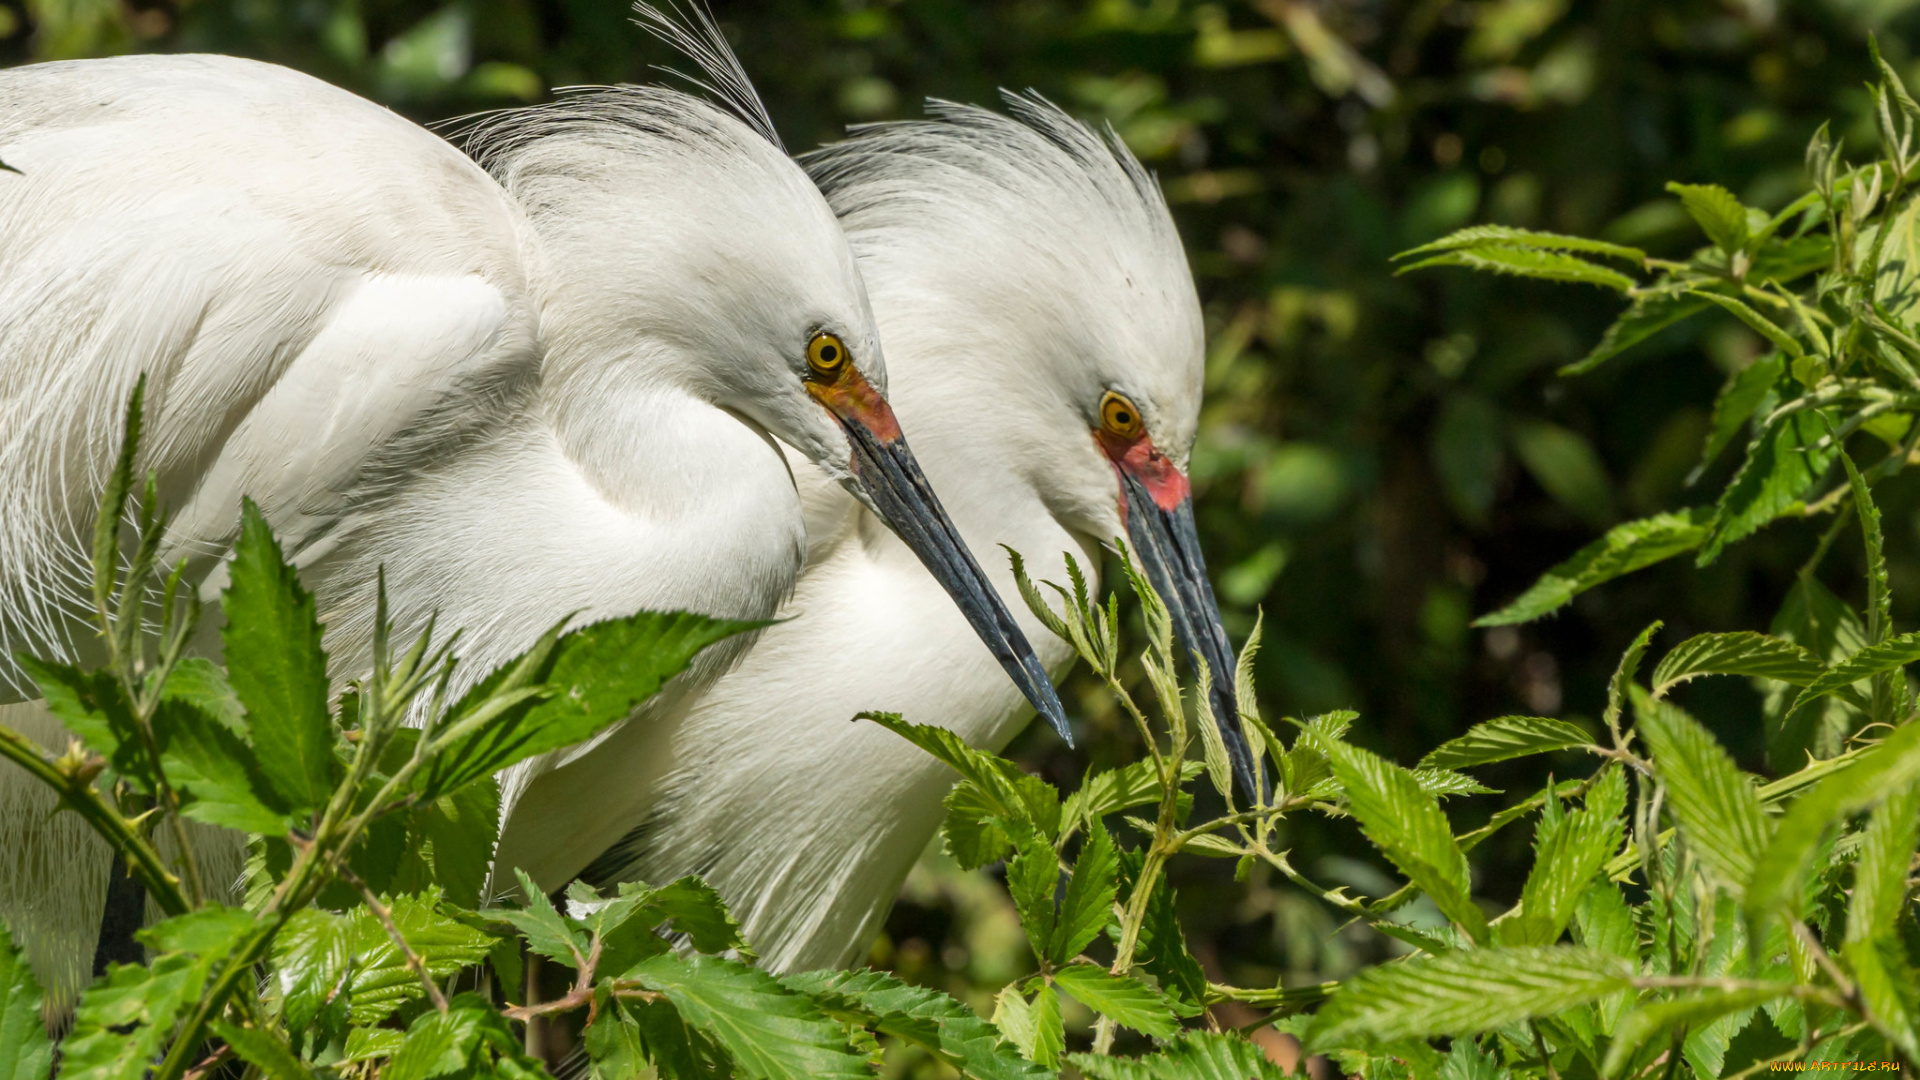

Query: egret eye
left=1099, top=391, right=1143, bottom=439
left=807, top=332, right=848, bottom=378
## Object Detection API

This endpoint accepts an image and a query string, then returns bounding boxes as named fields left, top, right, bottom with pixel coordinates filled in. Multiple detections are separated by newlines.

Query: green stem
left=0, top=723, right=188, bottom=916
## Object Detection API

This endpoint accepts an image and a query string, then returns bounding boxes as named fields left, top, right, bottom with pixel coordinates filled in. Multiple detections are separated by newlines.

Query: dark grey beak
left=1119, top=472, right=1263, bottom=801
left=841, top=420, right=1074, bottom=745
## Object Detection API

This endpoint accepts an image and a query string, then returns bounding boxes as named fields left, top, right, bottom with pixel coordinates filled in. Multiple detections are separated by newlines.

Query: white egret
left=495, top=94, right=1255, bottom=971
left=0, top=22, right=1066, bottom=998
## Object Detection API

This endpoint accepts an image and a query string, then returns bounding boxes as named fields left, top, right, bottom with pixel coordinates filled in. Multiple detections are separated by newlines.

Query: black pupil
left=1116, top=411, right=1131, bottom=425
left=819, top=344, right=838, bottom=362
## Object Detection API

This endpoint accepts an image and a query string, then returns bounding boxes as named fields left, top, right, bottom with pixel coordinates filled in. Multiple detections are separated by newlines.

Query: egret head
left=808, top=93, right=1261, bottom=798
left=461, top=78, right=1070, bottom=740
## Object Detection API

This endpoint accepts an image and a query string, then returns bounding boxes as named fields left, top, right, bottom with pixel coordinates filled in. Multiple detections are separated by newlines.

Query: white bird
left=0, top=21, right=1066, bottom=999
left=494, top=94, right=1256, bottom=972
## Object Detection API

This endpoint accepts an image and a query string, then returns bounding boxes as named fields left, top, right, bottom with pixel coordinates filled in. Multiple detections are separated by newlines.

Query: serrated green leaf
left=992, top=986, right=1040, bottom=1063
left=1849, top=776, right=1920, bottom=947
left=1400, top=246, right=1637, bottom=291
left=271, top=908, right=349, bottom=1035
left=1051, top=964, right=1180, bottom=1039
left=1650, top=632, right=1825, bottom=698
left=1572, top=877, right=1639, bottom=1030
left=1695, top=353, right=1786, bottom=482
left=422, top=610, right=753, bottom=800
left=1698, top=408, right=1840, bottom=565
left=1475, top=510, right=1712, bottom=626
left=1783, top=630, right=1920, bottom=719
left=157, top=693, right=293, bottom=835
left=224, top=499, right=336, bottom=812
left=1396, top=224, right=1647, bottom=264
left=1060, top=760, right=1202, bottom=844
left=63, top=909, right=258, bottom=1080
left=1688, top=291, right=1804, bottom=357
left=1669, top=182, right=1751, bottom=252
left=785, top=968, right=1048, bottom=1080
left=1303, top=947, right=1634, bottom=1049
left=1500, top=772, right=1625, bottom=947
left=17, top=656, right=145, bottom=784
left=1029, top=985, right=1063, bottom=1069
left=1068, top=1031, right=1290, bottom=1080
left=1324, top=742, right=1488, bottom=943
left=210, top=1020, right=318, bottom=1080
left=1561, top=290, right=1713, bottom=375
left=1114, top=848, right=1207, bottom=1012
left=646, top=876, right=754, bottom=958
left=1746, top=721, right=1920, bottom=922
left=0, top=921, right=51, bottom=1080
left=1511, top=420, right=1615, bottom=526
left=1419, top=716, right=1594, bottom=769
left=1050, top=818, right=1116, bottom=964
left=1412, top=768, right=1497, bottom=798
left=345, top=891, right=496, bottom=1025
left=863, top=712, right=1061, bottom=838
left=944, top=780, right=1015, bottom=870
left=384, top=1002, right=487, bottom=1080
left=499, top=869, right=586, bottom=968
left=1602, top=988, right=1787, bottom=1078
left=1005, top=825, right=1058, bottom=961
left=625, top=953, right=869, bottom=1080
left=1634, top=694, right=1771, bottom=892
left=413, top=777, right=498, bottom=909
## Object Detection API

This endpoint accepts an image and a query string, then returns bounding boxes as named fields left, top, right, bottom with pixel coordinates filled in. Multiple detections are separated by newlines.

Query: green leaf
left=1572, top=877, right=1639, bottom=1030
left=1500, top=771, right=1625, bottom=947
left=1303, top=947, right=1634, bottom=1049
left=1844, top=780, right=1920, bottom=1060
left=1561, top=290, right=1713, bottom=375
left=422, top=610, right=752, bottom=799
left=1396, top=224, right=1647, bottom=264
left=992, top=986, right=1041, bottom=1065
left=784, top=968, right=1048, bottom=1080
left=862, top=712, right=1061, bottom=838
left=1419, top=716, right=1593, bottom=770
left=17, top=656, right=144, bottom=783
left=1746, top=721, right=1920, bottom=921
left=1049, top=818, right=1116, bottom=964
left=223, top=499, right=336, bottom=812
left=1399, top=246, right=1637, bottom=291
left=1698, top=408, right=1839, bottom=565
left=1051, top=964, right=1180, bottom=1039
left=1782, top=630, right=1920, bottom=719
left=1602, top=988, right=1788, bottom=1078
left=345, top=891, right=496, bottom=1025
left=1688, top=291, right=1804, bottom=357
left=1766, top=575, right=1870, bottom=767
left=63, top=909, right=257, bottom=1080
left=413, top=777, right=499, bottom=908
left=1061, top=760, right=1202, bottom=842
left=1029, top=985, right=1064, bottom=1069
left=385, top=1003, right=488, bottom=1080
left=157, top=694, right=293, bottom=835
left=1511, top=420, right=1615, bottom=526
left=1475, top=510, right=1712, bottom=626
left=0, top=921, right=52, bottom=1080
left=1324, top=741, right=1488, bottom=943
left=499, top=869, right=587, bottom=967
left=209, top=1021, right=318, bottom=1080
left=1650, top=631, right=1824, bottom=698
left=645, top=876, right=754, bottom=957
left=1695, top=353, right=1786, bottom=482
left=624, top=953, right=870, bottom=1080
left=271, top=909, right=350, bottom=1035
left=1068, top=1031, right=1290, bottom=1080
left=1005, top=825, right=1058, bottom=962
left=1668, top=182, right=1751, bottom=252
left=1634, top=693, right=1771, bottom=893
left=1115, top=849, right=1207, bottom=1012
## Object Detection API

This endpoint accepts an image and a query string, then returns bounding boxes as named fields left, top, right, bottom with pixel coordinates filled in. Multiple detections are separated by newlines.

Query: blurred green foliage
left=17, top=0, right=1920, bottom=1059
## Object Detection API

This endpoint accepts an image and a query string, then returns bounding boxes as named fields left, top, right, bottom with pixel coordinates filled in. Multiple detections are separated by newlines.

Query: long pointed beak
left=811, top=371, right=1074, bottom=745
left=1109, top=439, right=1263, bottom=802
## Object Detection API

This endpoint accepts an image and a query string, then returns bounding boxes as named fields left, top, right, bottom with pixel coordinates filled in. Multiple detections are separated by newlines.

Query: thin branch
left=341, top=865, right=448, bottom=1014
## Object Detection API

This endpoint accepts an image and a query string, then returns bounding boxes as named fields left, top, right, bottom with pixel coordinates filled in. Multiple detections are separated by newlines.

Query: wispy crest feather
left=630, top=1, right=783, bottom=152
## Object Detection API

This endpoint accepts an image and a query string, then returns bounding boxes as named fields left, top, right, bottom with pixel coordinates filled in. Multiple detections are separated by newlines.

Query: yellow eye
left=807, top=332, right=848, bottom=378
left=1099, top=391, right=1143, bottom=438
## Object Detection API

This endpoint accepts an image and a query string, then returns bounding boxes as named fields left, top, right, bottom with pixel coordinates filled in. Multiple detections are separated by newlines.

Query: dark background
left=11, top=0, right=1916, bottom=1068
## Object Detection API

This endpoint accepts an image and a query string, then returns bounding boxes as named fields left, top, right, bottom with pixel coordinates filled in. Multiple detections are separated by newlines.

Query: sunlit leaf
left=1068, top=1030, right=1289, bottom=1080
left=1475, top=509, right=1712, bottom=626
left=1650, top=632, right=1824, bottom=698
left=0, top=921, right=52, bottom=1080
left=1051, top=964, right=1179, bottom=1039
left=1395, top=224, right=1646, bottom=264
left=1400, top=246, right=1636, bottom=291
left=1303, top=947, right=1633, bottom=1048
left=1602, top=988, right=1790, bottom=1078
left=1323, top=741, right=1487, bottom=943
left=1668, top=182, right=1751, bottom=253
left=1419, top=716, right=1594, bottom=769
left=1634, top=693, right=1771, bottom=893
left=1049, top=818, right=1116, bottom=964
left=1698, top=408, right=1839, bottom=565
left=627, top=954, right=868, bottom=1080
